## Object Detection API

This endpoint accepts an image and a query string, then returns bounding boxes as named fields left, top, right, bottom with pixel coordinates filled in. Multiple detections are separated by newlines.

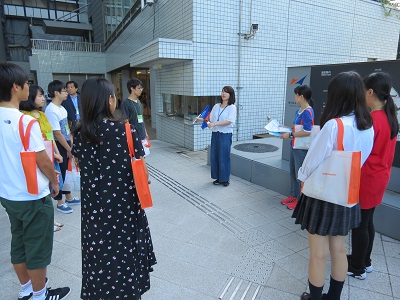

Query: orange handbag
left=19, top=115, right=39, bottom=195
left=125, top=123, right=153, bottom=209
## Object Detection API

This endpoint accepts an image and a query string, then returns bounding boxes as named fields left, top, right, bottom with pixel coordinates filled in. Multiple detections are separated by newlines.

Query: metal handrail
left=31, top=39, right=102, bottom=52
left=55, top=2, right=90, bottom=22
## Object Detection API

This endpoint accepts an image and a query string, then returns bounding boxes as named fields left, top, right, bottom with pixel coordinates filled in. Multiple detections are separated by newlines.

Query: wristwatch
left=290, top=132, right=293, bottom=138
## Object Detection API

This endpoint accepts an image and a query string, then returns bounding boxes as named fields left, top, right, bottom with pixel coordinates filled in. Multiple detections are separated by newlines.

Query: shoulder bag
left=125, top=123, right=153, bottom=209
left=301, top=118, right=361, bottom=207
left=19, top=115, right=39, bottom=195
left=292, top=108, right=320, bottom=150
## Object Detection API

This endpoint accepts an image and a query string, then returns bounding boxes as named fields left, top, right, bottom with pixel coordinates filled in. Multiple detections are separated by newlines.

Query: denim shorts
left=0, top=195, right=54, bottom=270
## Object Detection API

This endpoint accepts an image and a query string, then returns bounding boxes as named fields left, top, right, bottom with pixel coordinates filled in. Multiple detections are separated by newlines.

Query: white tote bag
left=301, top=119, right=361, bottom=207
left=63, top=158, right=81, bottom=192
left=292, top=125, right=320, bottom=150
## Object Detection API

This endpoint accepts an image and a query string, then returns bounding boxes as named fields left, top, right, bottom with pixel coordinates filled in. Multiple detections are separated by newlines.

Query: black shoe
left=221, top=181, right=230, bottom=187
left=45, top=287, right=71, bottom=299
left=18, top=294, right=32, bottom=300
left=213, top=180, right=220, bottom=185
left=301, top=292, right=311, bottom=300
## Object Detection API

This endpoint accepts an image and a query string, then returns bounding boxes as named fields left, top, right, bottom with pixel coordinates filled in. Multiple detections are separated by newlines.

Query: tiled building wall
left=105, top=0, right=192, bottom=72
left=30, top=0, right=399, bottom=150
left=190, top=0, right=400, bottom=145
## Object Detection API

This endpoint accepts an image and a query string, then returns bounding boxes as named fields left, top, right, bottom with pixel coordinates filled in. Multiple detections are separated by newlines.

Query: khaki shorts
left=0, top=195, right=54, bottom=270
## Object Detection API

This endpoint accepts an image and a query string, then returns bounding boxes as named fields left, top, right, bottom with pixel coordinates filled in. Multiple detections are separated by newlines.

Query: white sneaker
left=365, top=264, right=373, bottom=273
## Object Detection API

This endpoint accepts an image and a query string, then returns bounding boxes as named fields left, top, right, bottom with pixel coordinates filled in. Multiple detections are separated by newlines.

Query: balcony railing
left=31, top=39, right=102, bottom=52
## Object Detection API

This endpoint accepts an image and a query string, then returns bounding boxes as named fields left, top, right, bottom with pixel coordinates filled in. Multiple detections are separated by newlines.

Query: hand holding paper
left=264, top=119, right=292, bottom=136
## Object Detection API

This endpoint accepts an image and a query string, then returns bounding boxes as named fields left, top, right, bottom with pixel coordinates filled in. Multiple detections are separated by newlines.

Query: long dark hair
left=74, top=77, right=115, bottom=143
left=19, top=84, right=44, bottom=111
left=294, top=85, right=315, bottom=108
left=320, top=71, right=372, bottom=130
left=364, top=72, right=399, bottom=140
left=221, top=86, right=236, bottom=105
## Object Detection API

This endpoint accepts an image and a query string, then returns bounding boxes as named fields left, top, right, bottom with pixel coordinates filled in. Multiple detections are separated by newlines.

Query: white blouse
left=298, top=114, right=374, bottom=182
left=209, top=104, right=237, bottom=134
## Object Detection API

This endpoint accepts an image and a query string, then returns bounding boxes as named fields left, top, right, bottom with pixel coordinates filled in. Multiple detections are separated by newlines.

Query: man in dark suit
left=62, top=80, right=80, bottom=130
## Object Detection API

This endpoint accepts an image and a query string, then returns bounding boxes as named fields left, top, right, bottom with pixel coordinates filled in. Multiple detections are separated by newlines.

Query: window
left=162, top=94, right=220, bottom=121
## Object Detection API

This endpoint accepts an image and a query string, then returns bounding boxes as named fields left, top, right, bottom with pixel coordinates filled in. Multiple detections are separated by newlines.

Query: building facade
left=2, top=0, right=400, bottom=150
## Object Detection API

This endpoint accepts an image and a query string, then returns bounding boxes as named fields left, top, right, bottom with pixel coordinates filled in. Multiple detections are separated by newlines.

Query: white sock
left=32, top=286, right=47, bottom=300
left=19, top=279, right=33, bottom=296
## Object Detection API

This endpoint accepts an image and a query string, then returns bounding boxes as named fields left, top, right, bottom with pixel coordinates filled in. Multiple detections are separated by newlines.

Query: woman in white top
left=197, top=86, right=237, bottom=186
left=293, top=71, right=374, bottom=300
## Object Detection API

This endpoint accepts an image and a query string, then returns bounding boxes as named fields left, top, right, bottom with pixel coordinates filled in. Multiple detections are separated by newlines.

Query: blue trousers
left=210, top=132, right=232, bottom=183
left=289, top=146, right=307, bottom=198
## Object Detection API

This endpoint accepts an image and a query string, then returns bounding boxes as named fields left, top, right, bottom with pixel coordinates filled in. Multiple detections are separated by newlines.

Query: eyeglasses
left=61, top=90, right=68, bottom=93
left=136, top=87, right=144, bottom=91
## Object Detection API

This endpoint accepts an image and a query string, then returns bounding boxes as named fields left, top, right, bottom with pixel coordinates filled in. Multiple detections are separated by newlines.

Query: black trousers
left=350, top=207, right=376, bottom=269
left=54, top=140, right=72, bottom=200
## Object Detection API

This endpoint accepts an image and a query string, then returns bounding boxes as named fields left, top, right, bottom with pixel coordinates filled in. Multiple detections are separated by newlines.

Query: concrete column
left=0, top=9, right=7, bottom=62
left=121, top=69, right=130, bottom=101
left=150, top=69, right=157, bottom=129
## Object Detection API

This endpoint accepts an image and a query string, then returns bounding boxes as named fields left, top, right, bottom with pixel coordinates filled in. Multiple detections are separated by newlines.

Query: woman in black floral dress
left=72, top=77, right=156, bottom=300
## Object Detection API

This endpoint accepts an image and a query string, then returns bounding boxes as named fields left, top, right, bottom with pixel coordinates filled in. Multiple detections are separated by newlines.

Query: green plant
left=378, top=0, right=400, bottom=17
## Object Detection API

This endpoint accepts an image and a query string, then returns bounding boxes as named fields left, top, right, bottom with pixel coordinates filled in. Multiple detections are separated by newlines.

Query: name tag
left=138, top=114, right=144, bottom=123
left=65, top=124, right=70, bottom=135
left=45, top=132, right=54, bottom=141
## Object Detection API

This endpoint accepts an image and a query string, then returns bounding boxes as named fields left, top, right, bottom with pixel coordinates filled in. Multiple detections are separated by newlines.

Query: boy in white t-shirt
left=0, top=63, right=70, bottom=300
left=45, top=80, right=80, bottom=213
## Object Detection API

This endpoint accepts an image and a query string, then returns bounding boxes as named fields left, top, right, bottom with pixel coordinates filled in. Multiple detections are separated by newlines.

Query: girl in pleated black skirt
left=292, top=71, right=374, bottom=300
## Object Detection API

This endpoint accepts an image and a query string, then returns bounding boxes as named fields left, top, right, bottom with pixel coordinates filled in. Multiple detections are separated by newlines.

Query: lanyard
left=131, top=100, right=142, bottom=115
left=217, top=106, right=227, bottom=121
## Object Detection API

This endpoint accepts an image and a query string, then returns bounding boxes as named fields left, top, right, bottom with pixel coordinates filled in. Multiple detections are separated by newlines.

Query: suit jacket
left=62, top=94, right=80, bottom=129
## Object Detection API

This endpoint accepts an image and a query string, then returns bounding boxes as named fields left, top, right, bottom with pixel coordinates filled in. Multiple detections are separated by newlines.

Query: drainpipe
left=237, top=0, right=243, bottom=141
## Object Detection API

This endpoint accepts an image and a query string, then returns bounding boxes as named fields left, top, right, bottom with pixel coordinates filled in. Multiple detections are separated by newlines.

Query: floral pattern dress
left=72, top=120, right=156, bottom=300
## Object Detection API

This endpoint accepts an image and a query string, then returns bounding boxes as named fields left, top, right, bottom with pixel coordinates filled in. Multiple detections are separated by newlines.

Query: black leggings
left=54, top=140, right=72, bottom=200
left=350, top=207, right=375, bottom=269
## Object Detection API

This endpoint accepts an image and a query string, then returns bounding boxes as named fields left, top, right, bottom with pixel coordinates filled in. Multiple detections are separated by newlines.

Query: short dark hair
left=294, top=85, right=314, bottom=108
left=19, top=84, right=45, bottom=111
left=47, top=80, right=65, bottom=98
left=320, top=71, right=372, bottom=131
left=0, top=62, right=29, bottom=102
left=66, top=80, right=78, bottom=89
left=221, top=86, right=236, bottom=105
left=127, top=77, right=142, bottom=93
left=76, top=77, right=116, bottom=143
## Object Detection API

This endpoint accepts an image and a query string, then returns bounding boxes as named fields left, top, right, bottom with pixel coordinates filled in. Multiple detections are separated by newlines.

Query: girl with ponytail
left=347, top=72, right=399, bottom=280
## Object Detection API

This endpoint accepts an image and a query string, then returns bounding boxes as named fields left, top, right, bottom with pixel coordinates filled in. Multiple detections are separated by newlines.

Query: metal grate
left=218, top=277, right=263, bottom=300
left=233, top=143, right=278, bottom=153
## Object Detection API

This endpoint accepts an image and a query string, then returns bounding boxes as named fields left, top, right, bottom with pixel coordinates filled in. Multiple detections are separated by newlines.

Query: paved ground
left=1, top=140, right=399, bottom=300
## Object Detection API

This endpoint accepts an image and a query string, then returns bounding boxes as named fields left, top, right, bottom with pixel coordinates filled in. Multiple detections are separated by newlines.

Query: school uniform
left=292, top=114, right=374, bottom=236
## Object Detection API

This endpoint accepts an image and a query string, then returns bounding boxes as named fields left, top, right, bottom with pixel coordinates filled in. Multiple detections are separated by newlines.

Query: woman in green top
left=20, top=84, right=64, bottom=232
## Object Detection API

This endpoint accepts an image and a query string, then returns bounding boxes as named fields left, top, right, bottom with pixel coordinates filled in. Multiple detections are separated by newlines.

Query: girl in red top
left=347, top=72, right=399, bottom=280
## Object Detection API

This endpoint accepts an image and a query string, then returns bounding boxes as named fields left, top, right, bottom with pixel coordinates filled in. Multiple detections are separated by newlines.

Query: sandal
left=54, top=225, right=61, bottom=232
left=54, top=221, right=64, bottom=227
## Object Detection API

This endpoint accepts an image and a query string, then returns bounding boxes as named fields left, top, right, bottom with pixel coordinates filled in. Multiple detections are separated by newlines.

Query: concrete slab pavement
left=0, top=140, right=399, bottom=299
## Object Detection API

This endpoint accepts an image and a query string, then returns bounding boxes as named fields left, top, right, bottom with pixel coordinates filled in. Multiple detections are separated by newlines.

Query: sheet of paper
left=264, top=119, right=292, bottom=133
